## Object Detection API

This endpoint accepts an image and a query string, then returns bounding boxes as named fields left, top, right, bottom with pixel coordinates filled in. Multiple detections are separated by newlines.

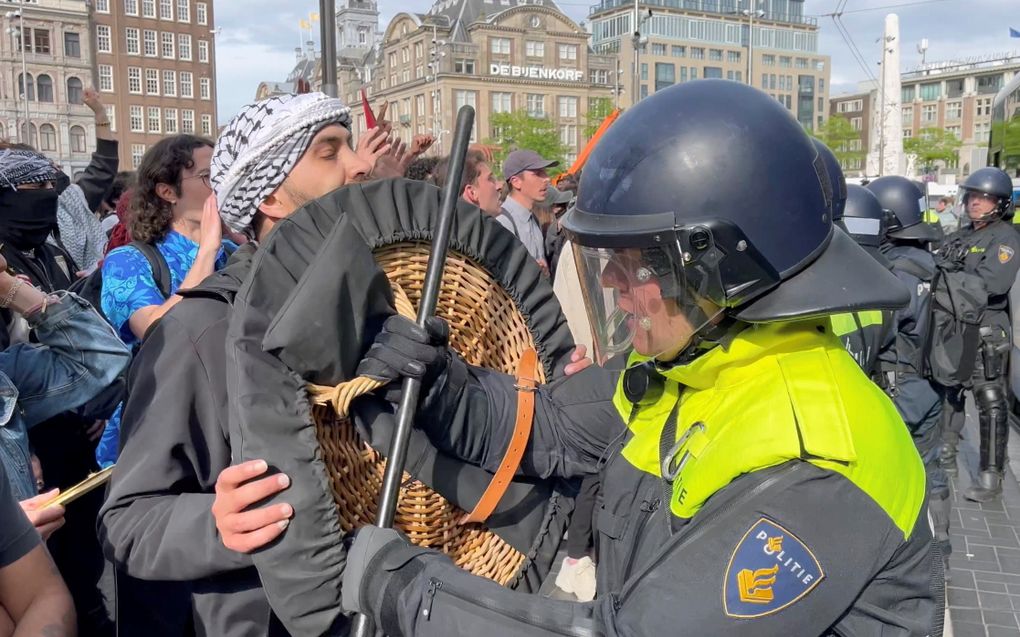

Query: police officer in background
left=336, top=81, right=940, bottom=636
left=940, top=167, right=1020, bottom=502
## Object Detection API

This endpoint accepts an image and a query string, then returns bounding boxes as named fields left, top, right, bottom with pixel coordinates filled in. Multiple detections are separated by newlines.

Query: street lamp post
left=6, top=2, right=30, bottom=143
left=319, top=0, right=337, bottom=97
left=741, top=2, right=765, bottom=87
left=631, top=2, right=651, bottom=105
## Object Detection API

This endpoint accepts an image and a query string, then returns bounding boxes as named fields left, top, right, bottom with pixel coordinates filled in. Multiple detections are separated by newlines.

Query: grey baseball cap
left=503, top=149, right=559, bottom=180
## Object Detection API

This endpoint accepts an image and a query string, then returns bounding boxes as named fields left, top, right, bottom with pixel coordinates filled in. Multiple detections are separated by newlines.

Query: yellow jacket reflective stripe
left=612, top=320, right=926, bottom=538
left=829, top=310, right=884, bottom=337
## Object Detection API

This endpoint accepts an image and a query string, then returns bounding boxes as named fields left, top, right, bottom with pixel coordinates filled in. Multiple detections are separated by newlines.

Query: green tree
left=484, top=109, right=567, bottom=176
left=904, top=126, right=962, bottom=173
left=810, top=116, right=865, bottom=167
left=583, top=97, right=615, bottom=142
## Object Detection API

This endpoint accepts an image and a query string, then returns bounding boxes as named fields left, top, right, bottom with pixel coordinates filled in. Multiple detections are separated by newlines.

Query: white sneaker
left=554, top=556, right=597, bottom=601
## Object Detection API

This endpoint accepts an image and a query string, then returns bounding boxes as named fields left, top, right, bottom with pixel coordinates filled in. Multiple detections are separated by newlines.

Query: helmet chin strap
left=656, top=313, right=744, bottom=369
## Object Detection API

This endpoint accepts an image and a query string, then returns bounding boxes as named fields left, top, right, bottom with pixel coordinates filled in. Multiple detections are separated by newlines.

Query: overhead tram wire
left=813, top=0, right=955, bottom=17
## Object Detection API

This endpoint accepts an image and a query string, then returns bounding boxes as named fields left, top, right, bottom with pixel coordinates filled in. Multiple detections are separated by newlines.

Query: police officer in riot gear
left=339, top=81, right=939, bottom=636
left=939, top=167, right=1020, bottom=502
left=865, top=176, right=949, bottom=570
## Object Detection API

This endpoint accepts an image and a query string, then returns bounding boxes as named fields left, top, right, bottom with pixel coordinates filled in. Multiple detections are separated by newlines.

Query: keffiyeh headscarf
left=0, top=149, right=60, bottom=190
left=211, top=92, right=352, bottom=234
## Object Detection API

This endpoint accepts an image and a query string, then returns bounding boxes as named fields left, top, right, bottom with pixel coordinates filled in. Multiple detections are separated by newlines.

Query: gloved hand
left=356, top=315, right=450, bottom=385
left=341, top=525, right=406, bottom=615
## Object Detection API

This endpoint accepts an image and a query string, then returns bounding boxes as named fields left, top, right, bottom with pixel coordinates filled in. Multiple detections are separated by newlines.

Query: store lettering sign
left=489, top=64, right=584, bottom=81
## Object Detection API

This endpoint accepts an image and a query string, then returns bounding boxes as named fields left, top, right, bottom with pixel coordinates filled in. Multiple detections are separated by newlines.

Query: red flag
left=361, top=88, right=376, bottom=128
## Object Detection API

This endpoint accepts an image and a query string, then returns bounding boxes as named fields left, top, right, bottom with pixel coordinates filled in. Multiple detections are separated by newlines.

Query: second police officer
left=338, top=80, right=941, bottom=636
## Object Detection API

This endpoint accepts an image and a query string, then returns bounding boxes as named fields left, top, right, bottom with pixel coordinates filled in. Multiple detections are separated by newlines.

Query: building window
left=161, top=32, right=175, bottom=58
left=919, top=82, right=941, bottom=101
left=96, top=0, right=110, bottom=12
left=559, top=124, right=576, bottom=148
left=358, top=27, right=367, bottom=45
left=126, top=27, right=140, bottom=55
left=704, top=66, right=723, bottom=80
left=164, top=108, right=178, bottom=133
left=124, top=0, right=138, bottom=15
left=199, top=77, right=211, bottom=100
left=976, top=97, right=993, bottom=117
left=590, top=69, right=609, bottom=84
left=490, top=38, right=510, bottom=55
left=36, top=74, right=53, bottom=101
left=129, top=105, right=144, bottom=132
left=690, top=47, right=704, bottom=60
left=145, top=68, right=159, bottom=94
left=977, top=74, right=1003, bottom=95
left=198, top=39, right=209, bottom=63
left=641, top=63, right=648, bottom=81
left=901, top=85, right=915, bottom=102
left=105, top=104, right=116, bottom=132
left=651, top=43, right=666, bottom=56
left=727, top=50, right=740, bottom=63
left=526, top=41, right=544, bottom=57
left=179, top=33, right=192, bottom=60
left=655, top=62, right=674, bottom=92
left=850, top=117, right=862, bottom=131
left=182, top=109, right=195, bottom=133
left=128, top=67, right=142, bottom=94
left=163, top=70, right=176, bottom=96
left=836, top=99, right=863, bottom=113
left=61, top=31, right=80, bottom=58
left=902, top=105, right=913, bottom=125
left=414, top=42, right=423, bottom=60
left=903, top=128, right=912, bottom=139
left=98, top=65, right=113, bottom=91
left=779, top=55, right=791, bottom=67
left=709, top=48, right=722, bottom=61
left=160, top=0, right=173, bottom=19
left=558, top=96, right=578, bottom=118
left=148, top=106, right=161, bottom=133
left=177, top=0, right=190, bottom=21
left=946, top=125, right=961, bottom=140
left=180, top=71, right=193, bottom=98
left=39, top=124, right=56, bottom=151
left=491, top=91, right=512, bottom=113
left=142, top=0, right=156, bottom=17
left=946, top=101, right=962, bottom=120
left=640, top=84, right=648, bottom=99
left=19, top=124, right=37, bottom=147
left=526, top=93, right=545, bottom=117
left=196, top=2, right=207, bottom=25
left=921, top=104, right=937, bottom=123
left=671, top=45, right=686, bottom=57
left=559, top=44, right=577, bottom=62
left=131, top=144, right=145, bottom=169
left=70, top=125, right=86, bottom=152
left=762, top=54, right=775, bottom=66
left=97, top=25, right=112, bottom=53
left=454, top=58, right=475, bottom=74
left=143, top=30, right=157, bottom=56
left=67, top=77, right=83, bottom=104
left=974, top=121, right=991, bottom=141
left=401, top=46, right=409, bottom=63
left=454, top=89, right=477, bottom=111
left=201, top=114, right=212, bottom=136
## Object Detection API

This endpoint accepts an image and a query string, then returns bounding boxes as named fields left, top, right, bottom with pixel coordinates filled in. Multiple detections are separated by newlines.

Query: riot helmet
left=960, top=167, right=1013, bottom=223
left=812, top=139, right=848, bottom=220
left=866, top=176, right=943, bottom=242
left=840, top=185, right=888, bottom=249
left=563, top=80, right=909, bottom=364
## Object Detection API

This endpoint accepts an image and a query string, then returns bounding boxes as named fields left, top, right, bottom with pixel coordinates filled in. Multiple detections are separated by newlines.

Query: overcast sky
left=214, top=0, right=1018, bottom=123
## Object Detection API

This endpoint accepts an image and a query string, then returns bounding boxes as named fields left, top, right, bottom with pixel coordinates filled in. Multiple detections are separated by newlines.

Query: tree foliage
left=904, top=126, right=963, bottom=171
left=484, top=110, right=567, bottom=176
left=810, top=116, right=866, bottom=167
left=583, top=97, right=615, bottom=141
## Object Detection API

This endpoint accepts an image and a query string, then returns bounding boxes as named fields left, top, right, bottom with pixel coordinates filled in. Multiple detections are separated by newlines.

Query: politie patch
left=723, top=517, right=824, bottom=619
left=999, top=245, right=1015, bottom=264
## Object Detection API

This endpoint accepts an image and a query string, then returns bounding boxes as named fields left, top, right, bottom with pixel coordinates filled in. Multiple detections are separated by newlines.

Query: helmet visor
left=573, top=241, right=724, bottom=366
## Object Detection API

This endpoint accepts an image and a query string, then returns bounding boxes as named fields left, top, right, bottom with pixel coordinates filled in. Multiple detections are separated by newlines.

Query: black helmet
left=960, top=167, right=1014, bottom=221
left=840, top=185, right=888, bottom=248
left=562, top=81, right=908, bottom=361
left=812, top=138, right=848, bottom=220
left=866, top=176, right=943, bottom=242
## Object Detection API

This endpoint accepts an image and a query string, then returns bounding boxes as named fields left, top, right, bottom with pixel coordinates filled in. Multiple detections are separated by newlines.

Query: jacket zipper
left=613, top=462, right=804, bottom=609
left=619, top=497, right=660, bottom=584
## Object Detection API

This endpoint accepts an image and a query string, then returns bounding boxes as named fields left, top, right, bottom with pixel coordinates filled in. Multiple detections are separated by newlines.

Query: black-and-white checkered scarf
left=211, top=92, right=352, bottom=234
left=0, top=149, right=60, bottom=190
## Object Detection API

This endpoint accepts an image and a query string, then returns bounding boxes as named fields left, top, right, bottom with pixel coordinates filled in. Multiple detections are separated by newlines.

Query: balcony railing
left=588, top=0, right=817, bottom=26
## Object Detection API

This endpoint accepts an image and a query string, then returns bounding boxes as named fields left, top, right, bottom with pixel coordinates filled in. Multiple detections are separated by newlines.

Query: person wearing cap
left=498, top=149, right=559, bottom=274
left=338, top=81, right=938, bottom=636
left=98, top=92, right=378, bottom=636
left=543, top=185, right=574, bottom=278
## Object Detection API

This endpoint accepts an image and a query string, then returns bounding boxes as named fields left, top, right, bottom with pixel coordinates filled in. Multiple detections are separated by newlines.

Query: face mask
left=0, top=187, right=59, bottom=250
left=54, top=173, right=71, bottom=195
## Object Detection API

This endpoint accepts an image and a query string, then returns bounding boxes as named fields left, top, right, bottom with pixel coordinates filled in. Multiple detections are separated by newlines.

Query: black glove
left=356, top=315, right=450, bottom=384
left=342, top=525, right=405, bottom=615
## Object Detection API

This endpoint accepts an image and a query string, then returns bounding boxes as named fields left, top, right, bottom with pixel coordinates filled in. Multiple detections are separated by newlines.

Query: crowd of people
left=0, top=78, right=1016, bottom=636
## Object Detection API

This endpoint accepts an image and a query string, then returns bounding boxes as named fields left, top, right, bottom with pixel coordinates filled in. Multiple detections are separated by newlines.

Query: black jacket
left=98, top=243, right=289, bottom=637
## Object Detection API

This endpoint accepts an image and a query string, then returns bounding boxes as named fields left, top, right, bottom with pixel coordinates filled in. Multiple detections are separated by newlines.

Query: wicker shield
left=227, top=178, right=576, bottom=631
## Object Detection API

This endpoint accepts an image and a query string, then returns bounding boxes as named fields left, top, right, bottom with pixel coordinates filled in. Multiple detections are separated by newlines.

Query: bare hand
left=374, top=101, right=390, bottom=128
left=20, top=490, right=66, bottom=540
left=410, top=134, right=436, bottom=158
left=372, top=137, right=410, bottom=179
left=564, top=344, right=593, bottom=376
left=356, top=127, right=392, bottom=171
left=212, top=460, right=292, bottom=554
left=468, top=143, right=494, bottom=163
left=83, top=87, right=105, bottom=113
left=86, top=420, right=106, bottom=442
left=199, top=194, right=223, bottom=253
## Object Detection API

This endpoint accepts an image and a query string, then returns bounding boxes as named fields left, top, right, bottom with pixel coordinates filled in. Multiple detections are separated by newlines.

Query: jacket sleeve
left=411, top=357, right=626, bottom=480
left=976, top=230, right=1020, bottom=297
left=98, top=312, right=253, bottom=581
left=75, top=138, right=119, bottom=211
left=0, top=293, right=130, bottom=428
left=359, top=464, right=937, bottom=637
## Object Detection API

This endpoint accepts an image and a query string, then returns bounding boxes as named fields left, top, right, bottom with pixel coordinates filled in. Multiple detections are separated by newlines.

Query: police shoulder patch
left=999, top=245, right=1015, bottom=264
left=723, top=517, right=824, bottom=619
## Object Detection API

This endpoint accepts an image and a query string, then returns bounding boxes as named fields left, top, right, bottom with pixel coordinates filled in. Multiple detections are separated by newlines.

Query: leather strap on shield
left=462, top=348, right=539, bottom=524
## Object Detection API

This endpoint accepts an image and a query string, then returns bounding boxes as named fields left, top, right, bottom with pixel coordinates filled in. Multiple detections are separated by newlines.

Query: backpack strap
left=498, top=207, right=522, bottom=239
left=130, top=240, right=172, bottom=299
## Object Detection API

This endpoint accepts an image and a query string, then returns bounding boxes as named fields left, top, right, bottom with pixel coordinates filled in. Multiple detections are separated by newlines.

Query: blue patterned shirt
left=101, top=231, right=233, bottom=345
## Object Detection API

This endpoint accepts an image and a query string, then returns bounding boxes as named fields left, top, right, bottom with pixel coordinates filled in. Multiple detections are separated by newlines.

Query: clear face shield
left=962, top=189, right=1004, bottom=223
left=572, top=241, right=724, bottom=366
